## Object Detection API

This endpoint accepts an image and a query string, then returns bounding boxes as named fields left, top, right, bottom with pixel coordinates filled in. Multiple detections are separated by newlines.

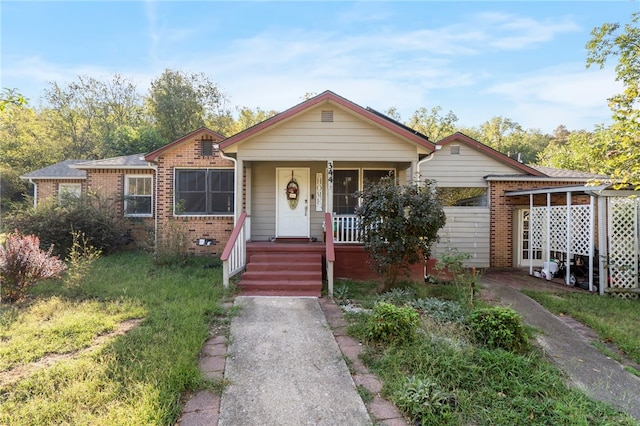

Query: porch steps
left=238, top=252, right=323, bottom=297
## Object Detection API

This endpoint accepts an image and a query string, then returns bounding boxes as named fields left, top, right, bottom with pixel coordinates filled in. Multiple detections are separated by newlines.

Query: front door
left=276, top=168, right=309, bottom=238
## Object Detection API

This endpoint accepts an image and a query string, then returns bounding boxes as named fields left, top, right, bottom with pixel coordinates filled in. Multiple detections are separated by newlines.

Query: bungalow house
left=22, top=90, right=633, bottom=296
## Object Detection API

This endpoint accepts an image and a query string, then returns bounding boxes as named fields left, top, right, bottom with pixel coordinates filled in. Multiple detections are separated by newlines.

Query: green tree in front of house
left=356, top=176, right=446, bottom=292
left=587, top=11, right=640, bottom=188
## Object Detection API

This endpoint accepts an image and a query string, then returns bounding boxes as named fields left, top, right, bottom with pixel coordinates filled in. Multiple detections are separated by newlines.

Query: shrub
left=410, top=298, right=468, bottom=324
left=154, top=219, right=192, bottom=266
left=65, top=229, right=101, bottom=288
left=469, top=307, right=529, bottom=353
left=0, top=230, right=66, bottom=302
left=356, top=177, right=446, bottom=291
left=366, top=302, right=419, bottom=345
left=394, top=376, right=457, bottom=424
left=378, top=287, right=416, bottom=305
left=4, top=192, right=129, bottom=256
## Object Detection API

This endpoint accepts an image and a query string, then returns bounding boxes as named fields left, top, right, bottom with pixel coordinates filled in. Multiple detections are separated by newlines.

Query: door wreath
left=286, top=171, right=299, bottom=210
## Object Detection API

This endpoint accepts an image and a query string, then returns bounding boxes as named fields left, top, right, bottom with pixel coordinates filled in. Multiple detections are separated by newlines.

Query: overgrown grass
left=523, top=290, right=640, bottom=364
left=0, top=251, right=233, bottom=425
left=341, top=280, right=636, bottom=425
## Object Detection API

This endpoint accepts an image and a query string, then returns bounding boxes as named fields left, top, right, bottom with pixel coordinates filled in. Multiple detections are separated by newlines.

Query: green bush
left=469, top=307, right=529, bottom=353
left=394, top=376, right=456, bottom=425
left=366, top=302, right=419, bottom=345
left=409, top=298, right=468, bottom=324
left=378, top=287, right=416, bottom=305
left=4, top=192, right=129, bottom=256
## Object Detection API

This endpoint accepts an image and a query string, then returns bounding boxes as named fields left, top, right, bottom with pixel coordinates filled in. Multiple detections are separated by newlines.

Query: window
left=175, top=169, right=234, bottom=215
left=58, top=183, right=81, bottom=204
left=125, top=176, right=153, bottom=216
left=334, top=170, right=359, bottom=214
left=333, top=169, right=395, bottom=214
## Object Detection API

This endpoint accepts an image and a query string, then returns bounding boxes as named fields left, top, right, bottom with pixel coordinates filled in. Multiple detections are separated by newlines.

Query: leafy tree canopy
left=587, top=11, right=640, bottom=188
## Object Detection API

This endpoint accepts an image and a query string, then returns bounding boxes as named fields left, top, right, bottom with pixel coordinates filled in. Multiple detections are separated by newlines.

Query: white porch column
left=566, top=192, right=572, bottom=285
left=529, top=194, right=533, bottom=276
left=326, top=160, right=334, bottom=214
left=597, top=195, right=607, bottom=295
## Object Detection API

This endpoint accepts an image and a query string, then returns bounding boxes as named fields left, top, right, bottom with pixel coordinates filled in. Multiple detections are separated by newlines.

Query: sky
left=2, top=1, right=639, bottom=134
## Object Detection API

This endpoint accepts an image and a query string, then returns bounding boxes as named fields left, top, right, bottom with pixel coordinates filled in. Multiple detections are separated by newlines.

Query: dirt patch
left=0, top=318, right=144, bottom=387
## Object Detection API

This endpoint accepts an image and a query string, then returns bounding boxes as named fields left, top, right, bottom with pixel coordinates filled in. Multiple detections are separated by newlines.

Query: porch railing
left=332, top=214, right=362, bottom=243
left=221, top=212, right=248, bottom=287
left=325, top=213, right=335, bottom=297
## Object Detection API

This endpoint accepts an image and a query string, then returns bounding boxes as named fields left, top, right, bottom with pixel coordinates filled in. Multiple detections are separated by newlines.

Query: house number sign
left=315, top=173, right=323, bottom=211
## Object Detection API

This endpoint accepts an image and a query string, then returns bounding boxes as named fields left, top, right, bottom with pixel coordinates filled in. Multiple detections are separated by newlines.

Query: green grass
left=341, top=280, right=637, bottom=425
left=523, top=290, right=640, bottom=364
left=0, top=251, right=233, bottom=425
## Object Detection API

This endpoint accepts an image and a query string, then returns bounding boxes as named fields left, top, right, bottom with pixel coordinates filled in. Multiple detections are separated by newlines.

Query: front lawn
left=336, top=279, right=637, bottom=425
left=0, top=251, right=233, bottom=425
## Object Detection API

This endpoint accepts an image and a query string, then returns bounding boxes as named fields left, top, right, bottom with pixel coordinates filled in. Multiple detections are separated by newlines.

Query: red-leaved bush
left=0, top=230, right=67, bottom=303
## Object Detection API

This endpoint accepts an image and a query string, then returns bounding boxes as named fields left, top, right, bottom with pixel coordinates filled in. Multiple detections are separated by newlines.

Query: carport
left=506, top=185, right=640, bottom=296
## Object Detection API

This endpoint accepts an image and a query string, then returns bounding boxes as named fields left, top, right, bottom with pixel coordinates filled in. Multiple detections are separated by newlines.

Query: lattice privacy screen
left=608, top=197, right=639, bottom=289
left=530, top=205, right=593, bottom=256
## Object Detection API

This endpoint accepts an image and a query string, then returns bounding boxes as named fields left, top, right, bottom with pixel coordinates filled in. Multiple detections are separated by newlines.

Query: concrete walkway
left=218, top=296, right=371, bottom=425
left=482, top=271, right=640, bottom=421
left=177, top=296, right=407, bottom=425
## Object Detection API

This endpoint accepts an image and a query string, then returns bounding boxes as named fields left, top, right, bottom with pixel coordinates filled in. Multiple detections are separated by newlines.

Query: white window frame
left=124, top=175, right=153, bottom=217
left=58, top=183, right=82, bottom=203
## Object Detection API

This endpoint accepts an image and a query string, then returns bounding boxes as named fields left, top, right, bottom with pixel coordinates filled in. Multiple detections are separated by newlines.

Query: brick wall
left=155, top=132, right=235, bottom=255
left=33, top=179, right=86, bottom=204
left=490, top=180, right=588, bottom=267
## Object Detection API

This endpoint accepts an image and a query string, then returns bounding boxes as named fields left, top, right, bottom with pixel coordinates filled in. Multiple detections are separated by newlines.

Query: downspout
left=416, top=145, right=442, bottom=183
left=147, top=162, right=158, bottom=251
left=29, top=178, right=37, bottom=208
left=218, top=147, right=239, bottom=224
left=416, top=146, right=441, bottom=278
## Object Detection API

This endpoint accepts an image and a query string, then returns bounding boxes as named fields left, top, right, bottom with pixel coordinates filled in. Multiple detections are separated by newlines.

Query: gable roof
left=219, top=90, right=436, bottom=152
left=437, top=132, right=545, bottom=177
left=20, top=160, right=87, bottom=180
left=71, top=154, right=151, bottom=170
left=144, top=127, right=226, bottom=162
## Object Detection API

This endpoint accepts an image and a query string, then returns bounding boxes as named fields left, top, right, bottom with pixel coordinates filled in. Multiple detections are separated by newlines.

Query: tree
left=405, top=106, right=459, bottom=142
left=356, top=177, right=446, bottom=291
left=587, top=12, right=640, bottom=187
left=536, top=127, right=609, bottom=173
left=43, top=74, right=146, bottom=158
left=462, top=117, right=550, bottom=164
left=0, top=88, right=27, bottom=111
left=147, top=69, right=227, bottom=142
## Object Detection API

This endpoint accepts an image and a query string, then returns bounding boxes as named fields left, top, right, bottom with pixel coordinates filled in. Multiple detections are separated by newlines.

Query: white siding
left=422, top=145, right=525, bottom=187
left=433, top=207, right=490, bottom=268
left=237, top=106, right=419, bottom=162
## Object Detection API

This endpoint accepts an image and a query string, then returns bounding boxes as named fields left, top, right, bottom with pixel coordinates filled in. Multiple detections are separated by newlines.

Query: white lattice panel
left=549, top=206, right=567, bottom=252
left=571, top=205, right=592, bottom=256
left=608, top=197, right=639, bottom=289
left=530, top=207, right=546, bottom=250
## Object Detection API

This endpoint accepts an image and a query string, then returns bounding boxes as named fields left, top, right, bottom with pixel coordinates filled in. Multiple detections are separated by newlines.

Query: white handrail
left=221, top=212, right=247, bottom=287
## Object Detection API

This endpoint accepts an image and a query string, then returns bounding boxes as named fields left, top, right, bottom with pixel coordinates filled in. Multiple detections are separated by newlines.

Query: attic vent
left=201, top=140, right=214, bottom=156
left=321, top=110, right=334, bottom=123
left=450, top=145, right=461, bottom=155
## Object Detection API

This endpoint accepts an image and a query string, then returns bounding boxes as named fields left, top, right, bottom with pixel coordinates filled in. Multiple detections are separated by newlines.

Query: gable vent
left=450, top=145, right=461, bottom=155
left=321, top=110, right=334, bottom=123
